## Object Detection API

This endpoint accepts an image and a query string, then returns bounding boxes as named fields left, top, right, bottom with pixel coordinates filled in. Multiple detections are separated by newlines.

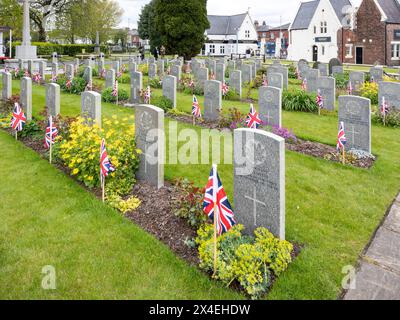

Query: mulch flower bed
left=166, top=113, right=376, bottom=169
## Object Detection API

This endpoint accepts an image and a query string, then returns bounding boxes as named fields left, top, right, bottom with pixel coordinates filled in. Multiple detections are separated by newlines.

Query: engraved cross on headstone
left=245, top=186, right=267, bottom=227
left=349, top=125, right=360, bottom=145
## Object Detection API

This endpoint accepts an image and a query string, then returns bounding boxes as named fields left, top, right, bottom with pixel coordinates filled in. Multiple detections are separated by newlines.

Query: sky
left=117, top=0, right=363, bottom=29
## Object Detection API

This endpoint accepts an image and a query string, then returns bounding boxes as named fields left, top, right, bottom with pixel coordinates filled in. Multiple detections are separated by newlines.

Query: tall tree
left=137, top=0, right=162, bottom=52
left=154, top=0, right=209, bottom=59
left=0, top=0, right=23, bottom=39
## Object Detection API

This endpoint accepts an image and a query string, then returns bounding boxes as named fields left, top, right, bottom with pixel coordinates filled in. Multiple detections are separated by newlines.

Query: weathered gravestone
left=52, top=63, right=59, bottom=78
left=148, top=57, right=155, bottom=64
left=171, top=65, right=181, bottom=82
left=20, top=77, right=32, bottom=121
left=267, top=73, right=283, bottom=90
left=1, top=72, right=12, bottom=100
left=148, top=63, right=157, bottom=79
left=83, top=66, right=92, bottom=84
left=204, top=80, right=222, bottom=121
left=329, top=58, right=342, bottom=75
left=228, top=60, right=236, bottom=71
left=332, top=65, right=344, bottom=75
left=298, top=59, right=309, bottom=77
left=318, top=63, right=329, bottom=76
left=349, top=71, right=365, bottom=93
left=379, top=82, right=400, bottom=111
left=130, top=71, right=142, bottom=104
left=236, top=59, right=243, bottom=69
left=338, top=96, right=371, bottom=154
left=268, top=65, right=288, bottom=89
left=81, top=91, right=102, bottom=127
left=316, top=76, right=336, bottom=111
left=197, top=67, right=209, bottom=89
left=234, top=128, right=285, bottom=239
left=259, top=86, right=282, bottom=127
left=46, top=83, right=60, bottom=117
left=129, top=62, right=137, bottom=73
left=98, top=59, right=105, bottom=74
left=135, top=104, right=165, bottom=189
left=304, top=68, right=319, bottom=93
left=157, top=60, right=165, bottom=77
left=112, top=61, right=120, bottom=73
left=241, top=64, right=253, bottom=84
left=229, top=70, right=242, bottom=97
left=38, top=61, right=46, bottom=83
left=75, top=58, right=80, bottom=72
left=65, top=64, right=75, bottom=79
left=208, top=59, right=216, bottom=75
left=105, top=69, right=115, bottom=89
left=250, top=61, right=257, bottom=79
left=216, top=63, right=225, bottom=83
left=370, top=67, right=383, bottom=82
left=162, top=75, right=177, bottom=108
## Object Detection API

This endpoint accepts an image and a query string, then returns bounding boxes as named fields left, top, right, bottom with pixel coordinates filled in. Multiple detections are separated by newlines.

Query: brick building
left=338, top=0, right=400, bottom=66
left=255, top=21, right=290, bottom=58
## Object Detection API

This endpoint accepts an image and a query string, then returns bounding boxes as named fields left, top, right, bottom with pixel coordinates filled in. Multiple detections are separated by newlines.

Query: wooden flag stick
left=342, top=147, right=346, bottom=165
left=102, top=178, right=105, bottom=203
left=193, top=115, right=196, bottom=126
left=49, top=140, right=53, bottom=164
left=15, top=130, right=17, bottom=140
left=318, top=108, right=321, bottom=116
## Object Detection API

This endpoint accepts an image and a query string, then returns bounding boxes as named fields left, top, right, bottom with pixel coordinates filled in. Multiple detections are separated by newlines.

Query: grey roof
left=207, top=13, right=248, bottom=35
left=376, top=0, right=400, bottom=23
left=257, top=24, right=271, bottom=32
left=269, top=23, right=291, bottom=31
left=291, top=0, right=352, bottom=30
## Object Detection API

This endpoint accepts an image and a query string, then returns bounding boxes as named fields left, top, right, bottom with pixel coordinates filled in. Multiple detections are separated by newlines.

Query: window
left=392, top=43, right=400, bottom=60
left=209, top=44, right=215, bottom=54
left=245, top=30, right=250, bottom=38
left=314, top=26, right=317, bottom=34
left=320, top=21, right=327, bottom=34
left=271, top=32, right=275, bottom=40
left=322, top=45, right=325, bottom=55
left=262, top=32, right=266, bottom=38
left=345, top=44, right=353, bottom=58
left=220, top=45, right=225, bottom=54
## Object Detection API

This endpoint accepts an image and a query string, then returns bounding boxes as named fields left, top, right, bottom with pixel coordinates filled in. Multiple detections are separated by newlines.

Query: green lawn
left=1, top=78, right=400, bottom=300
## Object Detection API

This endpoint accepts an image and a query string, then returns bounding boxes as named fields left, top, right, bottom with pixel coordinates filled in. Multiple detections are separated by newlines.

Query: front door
left=313, top=45, right=318, bottom=62
left=356, top=47, right=363, bottom=64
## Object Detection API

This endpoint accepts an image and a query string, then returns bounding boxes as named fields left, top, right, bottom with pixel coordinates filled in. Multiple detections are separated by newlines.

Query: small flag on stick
left=100, top=139, right=115, bottom=202
left=337, top=121, right=347, bottom=165
left=245, top=104, right=262, bottom=129
left=10, top=103, right=26, bottom=140
left=44, top=115, right=58, bottom=164
left=192, top=95, right=202, bottom=125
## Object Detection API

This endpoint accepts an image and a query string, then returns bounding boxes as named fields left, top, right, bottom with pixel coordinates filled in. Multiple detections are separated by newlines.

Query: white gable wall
left=238, top=14, right=258, bottom=41
left=288, top=0, right=343, bottom=63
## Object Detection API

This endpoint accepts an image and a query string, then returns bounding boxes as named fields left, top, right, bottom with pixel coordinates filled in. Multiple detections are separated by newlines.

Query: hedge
left=11, top=42, right=107, bottom=57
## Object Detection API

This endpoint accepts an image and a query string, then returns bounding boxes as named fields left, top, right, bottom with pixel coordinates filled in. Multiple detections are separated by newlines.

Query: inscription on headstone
left=81, top=91, right=102, bottom=127
left=46, top=83, right=60, bottom=117
left=259, top=86, right=282, bottom=127
left=20, top=77, right=32, bottom=120
left=204, top=80, right=222, bottom=121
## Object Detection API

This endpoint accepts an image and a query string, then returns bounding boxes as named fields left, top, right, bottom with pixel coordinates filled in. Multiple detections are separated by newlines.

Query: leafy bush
left=172, top=178, right=208, bottom=228
left=360, top=82, right=378, bottom=105
left=19, top=119, right=42, bottom=138
left=218, top=108, right=246, bottom=129
left=334, top=72, right=349, bottom=90
left=116, top=73, right=130, bottom=84
left=372, top=110, right=400, bottom=127
left=56, top=116, right=140, bottom=195
left=57, top=76, right=87, bottom=94
left=101, top=87, right=129, bottom=103
left=253, top=75, right=264, bottom=88
left=256, top=67, right=267, bottom=76
left=139, top=64, right=149, bottom=76
left=149, top=77, right=162, bottom=89
left=223, top=88, right=240, bottom=101
left=0, top=95, right=19, bottom=116
left=107, top=194, right=141, bottom=214
left=152, top=96, right=174, bottom=112
left=282, top=89, right=318, bottom=113
left=12, top=42, right=107, bottom=56
left=196, top=224, right=293, bottom=299
left=77, top=66, right=99, bottom=78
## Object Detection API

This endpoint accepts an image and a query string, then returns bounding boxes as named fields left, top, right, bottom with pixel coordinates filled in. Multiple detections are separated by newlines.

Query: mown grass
left=0, top=77, right=399, bottom=300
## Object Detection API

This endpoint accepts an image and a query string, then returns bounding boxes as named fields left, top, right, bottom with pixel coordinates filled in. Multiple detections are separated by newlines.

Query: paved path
left=344, top=193, right=400, bottom=300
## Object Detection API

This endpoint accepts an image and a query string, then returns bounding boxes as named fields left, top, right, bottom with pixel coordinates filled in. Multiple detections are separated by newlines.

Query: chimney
left=254, top=20, right=259, bottom=28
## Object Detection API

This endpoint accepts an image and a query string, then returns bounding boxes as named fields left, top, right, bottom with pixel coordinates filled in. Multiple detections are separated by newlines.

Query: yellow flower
left=72, top=168, right=79, bottom=175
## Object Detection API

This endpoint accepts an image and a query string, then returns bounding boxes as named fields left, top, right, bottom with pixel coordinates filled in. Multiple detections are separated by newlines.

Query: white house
left=203, top=12, right=259, bottom=56
left=288, top=0, right=353, bottom=63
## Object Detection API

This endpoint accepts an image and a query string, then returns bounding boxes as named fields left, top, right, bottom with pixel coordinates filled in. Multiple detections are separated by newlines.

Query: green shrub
left=149, top=77, right=162, bottom=89
left=288, top=64, right=297, bottom=79
left=223, top=88, right=240, bottom=101
left=334, top=72, right=350, bottom=90
left=57, top=76, right=87, bottom=94
left=101, top=87, right=129, bottom=103
left=372, top=110, right=400, bottom=127
left=360, top=82, right=378, bottom=105
left=77, top=66, right=99, bottom=78
left=12, top=42, right=107, bottom=57
left=152, top=96, right=174, bottom=112
left=172, top=178, right=207, bottom=228
left=117, top=73, right=130, bottom=84
left=0, top=95, right=19, bottom=116
left=19, top=119, right=42, bottom=138
left=282, top=89, right=318, bottom=113
left=196, top=224, right=293, bottom=299
left=256, top=67, right=267, bottom=76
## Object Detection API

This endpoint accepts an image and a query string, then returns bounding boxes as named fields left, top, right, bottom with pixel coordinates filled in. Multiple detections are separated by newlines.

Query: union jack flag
left=203, top=166, right=236, bottom=236
left=51, top=72, right=58, bottom=82
left=10, top=103, right=26, bottom=132
left=144, top=86, right=151, bottom=104
left=86, top=79, right=93, bottom=91
left=192, top=95, right=201, bottom=118
left=262, top=74, right=268, bottom=87
left=117, top=71, right=122, bottom=78
left=44, top=115, right=58, bottom=149
left=347, top=81, right=353, bottom=95
left=121, top=65, right=126, bottom=73
left=245, top=104, right=262, bottom=129
left=301, top=78, right=308, bottom=91
left=112, top=80, right=118, bottom=97
left=66, top=79, right=72, bottom=90
left=222, top=82, right=229, bottom=96
left=337, top=121, right=347, bottom=151
left=33, top=72, right=42, bottom=83
left=100, top=138, right=115, bottom=184
left=380, top=96, right=389, bottom=115
left=316, top=90, right=324, bottom=109
left=14, top=67, right=20, bottom=75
